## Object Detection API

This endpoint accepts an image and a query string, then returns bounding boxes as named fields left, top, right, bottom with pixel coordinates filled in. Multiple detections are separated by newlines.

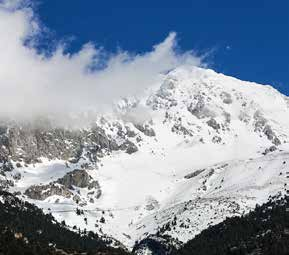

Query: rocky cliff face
left=0, top=122, right=116, bottom=165
left=0, top=118, right=144, bottom=186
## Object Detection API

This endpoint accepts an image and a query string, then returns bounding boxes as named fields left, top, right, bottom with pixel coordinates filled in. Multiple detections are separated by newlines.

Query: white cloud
left=0, top=0, right=204, bottom=124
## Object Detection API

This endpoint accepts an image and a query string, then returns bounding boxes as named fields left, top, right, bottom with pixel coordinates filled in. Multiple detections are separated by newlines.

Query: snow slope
left=5, top=66, right=289, bottom=249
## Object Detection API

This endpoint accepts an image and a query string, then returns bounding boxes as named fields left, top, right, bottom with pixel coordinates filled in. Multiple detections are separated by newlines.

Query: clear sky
left=35, top=0, right=288, bottom=94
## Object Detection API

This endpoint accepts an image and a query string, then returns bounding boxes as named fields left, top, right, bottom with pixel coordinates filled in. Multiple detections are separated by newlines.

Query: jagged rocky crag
left=24, top=169, right=102, bottom=205
left=1, top=66, right=289, bottom=251
left=0, top=120, right=136, bottom=168
left=0, top=118, right=142, bottom=187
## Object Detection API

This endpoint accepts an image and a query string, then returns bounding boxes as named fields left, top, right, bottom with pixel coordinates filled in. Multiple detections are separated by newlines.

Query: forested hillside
left=177, top=193, right=289, bottom=255
left=0, top=191, right=129, bottom=255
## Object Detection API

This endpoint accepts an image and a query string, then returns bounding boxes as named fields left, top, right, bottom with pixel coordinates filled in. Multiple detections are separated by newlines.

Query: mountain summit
left=1, top=66, right=289, bottom=251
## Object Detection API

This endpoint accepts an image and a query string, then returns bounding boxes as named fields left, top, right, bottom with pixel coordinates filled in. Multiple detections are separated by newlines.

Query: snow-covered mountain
left=1, top=66, right=289, bottom=251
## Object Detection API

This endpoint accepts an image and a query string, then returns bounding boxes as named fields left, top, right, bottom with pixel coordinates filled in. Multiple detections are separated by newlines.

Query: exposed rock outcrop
left=25, top=169, right=102, bottom=201
left=0, top=120, right=123, bottom=166
left=220, top=91, right=233, bottom=104
left=184, top=169, right=205, bottom=179
left=253, top=111, right=281, bottom=145
left=207, top=118, right=220, bottom=130
left=145, top=196, right=160, bottom=211
left=263, top=145, right=278, bottom=155
left=57, top=169, right=90, bottom=188
left=134, top=124, right=156, bottom=137
left=119, top=140, right=138, bottom=154
left=24, top=183, right=73, bottom=200
left=171, top=123, right=193, bottom=136
left=187, top=96, right=215, bottom=119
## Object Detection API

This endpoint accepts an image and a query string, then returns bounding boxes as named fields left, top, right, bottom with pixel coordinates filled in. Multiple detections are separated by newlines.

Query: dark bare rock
left=134, top=124, right=156, bottom=137
left=263, top=145, right=278, bottom=155
left=57, top=169, right=90, bottom=188
left=184, top=169, right=205, bottom=179
left=24, top=169, right=102, bottom=201
left=24, top=183, right=73, bottom=200
left=88, top=180, right=102, bottom=198
left=187, top=96, right=215, bottom=119
left=220, top=91, right=233, bottom=104
left=0, top=120, right=121, bottom=166
left=207, top=118, right=220, bottom=130
left=120, top=140, right=138, bottom=154
left=125, top=126, right=137, bottom=137
left=253, top=111, right=281, bottom=146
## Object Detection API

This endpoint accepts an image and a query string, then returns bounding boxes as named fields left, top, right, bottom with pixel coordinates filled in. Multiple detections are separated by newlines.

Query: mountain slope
left=133, top=193, right=289, bottom=255
left=1, top=66, right=289, bottom=250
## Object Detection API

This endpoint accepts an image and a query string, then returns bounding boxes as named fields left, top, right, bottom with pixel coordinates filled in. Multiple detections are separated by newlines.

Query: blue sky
left=36, top=0, right=288, bottom=94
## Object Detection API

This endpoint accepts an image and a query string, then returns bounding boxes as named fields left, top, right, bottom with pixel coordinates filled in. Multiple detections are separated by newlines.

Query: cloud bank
left=0, top=0, right=204, bottom=124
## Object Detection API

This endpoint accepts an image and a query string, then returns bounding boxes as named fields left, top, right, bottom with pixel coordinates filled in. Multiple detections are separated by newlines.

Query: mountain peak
left=1, top=67, right=289, bottom=250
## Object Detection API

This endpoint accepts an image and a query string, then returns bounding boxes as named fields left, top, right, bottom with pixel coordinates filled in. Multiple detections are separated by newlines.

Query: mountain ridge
left=0, top=66, right=289, bottom=251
